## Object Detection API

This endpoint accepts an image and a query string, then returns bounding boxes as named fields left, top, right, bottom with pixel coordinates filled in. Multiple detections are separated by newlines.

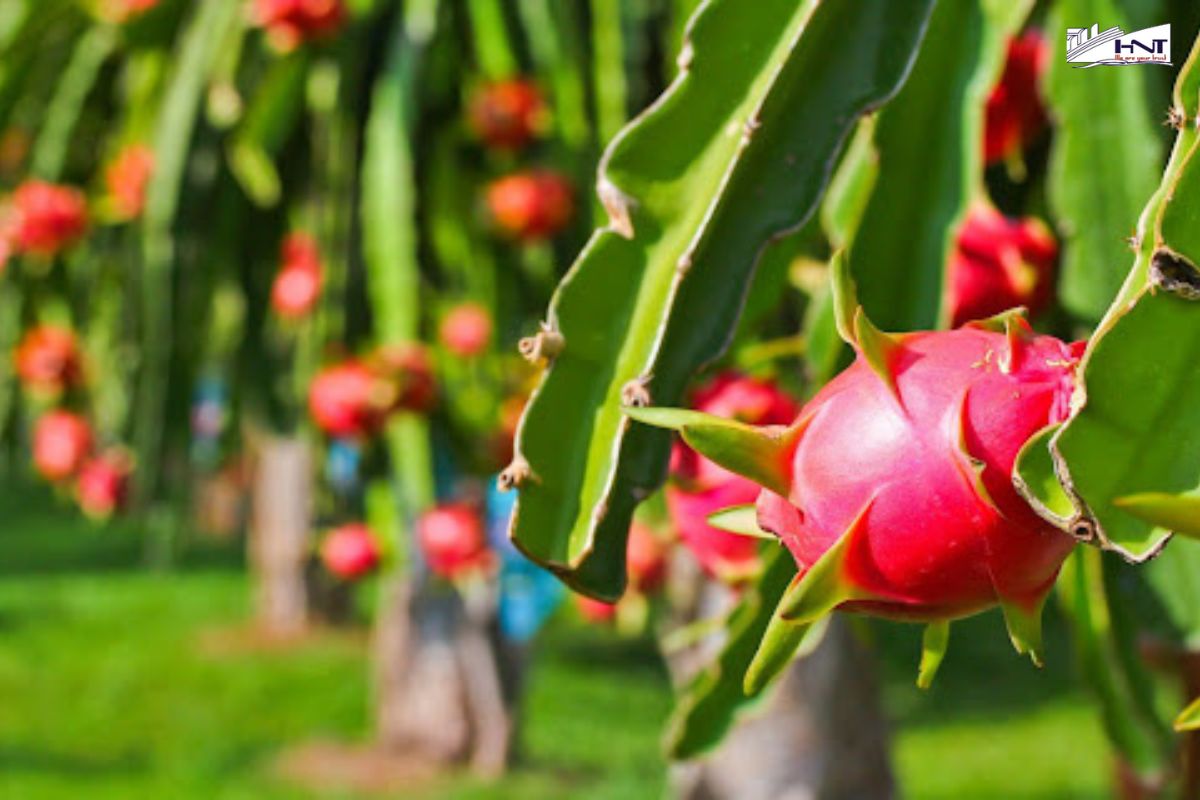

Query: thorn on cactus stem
left=1166, top=105, right=1186, bottom=130
left=497, top=457, right=534, bottom=491
left=1150, top=249, right=1200, bottom=300
left=518, top=322, right=564, bottom=363
left=1069, top=516, right=1096, bottom=543
left=621, top=377, right=653, bottom=408
left=598, top=178, right=634, bottom=239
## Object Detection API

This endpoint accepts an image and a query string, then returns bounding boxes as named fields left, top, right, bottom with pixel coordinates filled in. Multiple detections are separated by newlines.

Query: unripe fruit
left=320, top=522, right=381, bottom=580
left=627, top=522, right=667, bottom=594
left=33, top=410, right=92, bottom=482
left=105, top=144, right=154, bottom=220
left=985, top=31, right=1048, bottom=167
left=468, top=79, right=547, bottom=151
left=667, top=373, right=799, bottom=582
left=486, top=170, right=574, bottom=241
left=270, top=232, right=323, bottom=320
left=6, top=181, right=88, bottom=257
left=308, top=361, right=391, bottom=438
left=15, top=325, right=83, bottom=394
left=416, top=503, right=492, bottom=579
left=254, top=0, right=346, bottom=51
left=947, top=204, right=1057, bottom=328
left=439, top=302, right=492, bottom=357
left=76, top=451, right=132, bottom=519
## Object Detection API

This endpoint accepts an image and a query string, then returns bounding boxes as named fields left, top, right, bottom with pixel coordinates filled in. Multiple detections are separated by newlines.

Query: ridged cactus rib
left=918, top=620, right=950, bottom=690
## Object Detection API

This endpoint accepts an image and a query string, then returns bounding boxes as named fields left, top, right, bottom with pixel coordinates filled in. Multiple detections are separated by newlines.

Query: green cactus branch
left=508, top=0, right=936, bottom=600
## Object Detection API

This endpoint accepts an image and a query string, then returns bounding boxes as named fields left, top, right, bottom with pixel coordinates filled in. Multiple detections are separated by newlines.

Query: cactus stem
left=497, top=456, right=535, bottom=492
left=598, top=176, right=634, bottom=239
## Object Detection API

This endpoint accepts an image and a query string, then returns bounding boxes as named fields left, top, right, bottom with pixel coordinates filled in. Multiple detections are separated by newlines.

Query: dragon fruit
left=631, top=259, right=1082, bottom=682
left=254, top=0, right=346, bottom=51
left=439, top=302, right=493, bottom=358
left=417, top=504, right=493, bottom=579
left=33, top=410, right=92, bottom=482
left=5, top=180, right=88, bottom=257
left=486, top=170, right=574, bottom=242
left=105, top=144, right=154, bottom=220
left=667, top=372, right=799, bottom=582
left=947, top=204, right=1057, bottom=328
left=576, top=594, right=617, bottom=624
left=308, top=361, right=392, bottom=438
left=15, top=325, right=83, bottom=394
left=369, top=342, right=436, bottom=413
left=76, top=450, right=132, bottom=519
left=627, top=521, right=668, bottom=593
left=320, top=522, right=380, bottom=580
left=984, top=31, right=1048, bottom=168
left=468, top=79, right=547, bottom=151
left=270, top=232, right=323, bottom=320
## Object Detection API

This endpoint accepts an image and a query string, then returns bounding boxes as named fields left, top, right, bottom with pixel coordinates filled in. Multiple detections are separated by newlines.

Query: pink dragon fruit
left=632, top=259, right=1083, bottom=682
left=320, top=522, right=381, bottom=580
left=667, top=372, right=798, bottom=582
left=985, top=31, right=1048, bottom=168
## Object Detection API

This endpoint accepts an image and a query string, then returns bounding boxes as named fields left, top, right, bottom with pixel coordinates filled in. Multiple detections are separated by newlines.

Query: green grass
left=0, top=485, right=1113, bottom=798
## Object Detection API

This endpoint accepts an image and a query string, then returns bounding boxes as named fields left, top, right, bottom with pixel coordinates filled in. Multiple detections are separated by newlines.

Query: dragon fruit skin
left=667, top=373, right=799, bottom=581
left=756, top=322, right=1082, bottom=624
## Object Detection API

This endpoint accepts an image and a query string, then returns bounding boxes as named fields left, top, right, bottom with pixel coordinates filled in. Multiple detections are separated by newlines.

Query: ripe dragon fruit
left=33, top=410, right=92, bottom=482
left=627, top=521, right=668, bottom=594
left=416, top=503, right=493, bottom=579
left=947, top=204, right=1057, bottom=328
left=668, top=372, right=799, bottom=582
left=368, top=342, right=437, bottom=413
left=5, top=180, right=88, bottom=257
left=486, top=170, right=574, bottom=242
left=15, top=325, right=83, bottom=394
left=576, top=594, right=617, bottom=624
left=984, top=31, right=1048, bottom=169
left=105, top=144, right=154, bottom=220
left=468, top=79, right=548, bottom=152
left=76, top=451, right=132, bottom=519
left=439, top=302, right=493, bottom=358
left=631, top=258, right=1082, bottom=685
left=270, top=232, right=323, bottom=320
left=308, top=361, right=392, bottom=438
left=254, top=0, right=346, bottom=51
left=320, top=522, right=381, bottom=580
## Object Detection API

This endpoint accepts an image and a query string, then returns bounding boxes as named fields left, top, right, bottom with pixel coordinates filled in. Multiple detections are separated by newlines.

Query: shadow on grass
left=0, top=743, right=146, bottom=778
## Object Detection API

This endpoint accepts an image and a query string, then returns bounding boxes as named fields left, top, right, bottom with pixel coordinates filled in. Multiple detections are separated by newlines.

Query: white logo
left=1066, top=23, right=1171, bottom=67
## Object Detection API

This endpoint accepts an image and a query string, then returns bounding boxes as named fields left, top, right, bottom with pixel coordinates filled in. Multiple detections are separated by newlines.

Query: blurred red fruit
left=15, top=325, right=83, bottom=394
left=254, top=0, right=346, bottom=51
left=985, top=31, right=1048, bottom=167
left=33, top=410, right=92, bottom=482
left=270, top=233, right=323, bottom=319
left=76, top=451, right=132, bottom=519
left=627, top=522, right=667, bottom=593
left=370, top=342, right=436, bottom=412
left=417, top=503, right=492, bottom=579
left=6, top=180, right=88, bottom=257
left=468, top=79, right=547, bottom=151
left=320, top=522, right=381, bottom=580
left=947, top=204, right=1057, bottom=327
left=439, top=302, right=492, bottom=357
left=576, top=594, right=617, bottom=624
left=105, top=144, right=154, bottom=219
left=486, top=171, right=574, bottom=241
left=103, top=0, right=158, bottom=22
left=667, top=372, right=799, bottom=582
left=308, top=361, right=391, bottom=438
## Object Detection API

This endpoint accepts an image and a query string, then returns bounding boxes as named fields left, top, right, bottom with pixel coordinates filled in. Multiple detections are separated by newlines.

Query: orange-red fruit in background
left=576, top=594, right=617, bottom=624
left=33, top=410, right=92, bottom=482
left=370, top=342, right=437, bottom=413
left=667, top=372, right=799, bottom=582
left=984, top=31, right=1048, bottom=167
left=308, top=361, right=390, bottom=438
left=76, top=451, right=132, bottom=519
left=321, top=522, right=381, bottom=580
left=468, top=80, right=547, bottom=151
left=947, top=204, right=1057, bottom=328
left=416, top=503, right=493, bottom=579
left=486, top=171, right=574, bottom=241
left=15, top=325, right=83, bottom=394
left=103, top=0, right=158, bottom=23
left=5, top=180, right=88, bottom=257
left=439, top=302, right=493, bottom=357
left=254, top=0, right=346, bottom=51
left=105, top=144, right=154, bottom=220
left=270, top=232, right=323, bottom=320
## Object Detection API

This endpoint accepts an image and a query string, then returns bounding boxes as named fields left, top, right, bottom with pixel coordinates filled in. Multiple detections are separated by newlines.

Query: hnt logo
left=1066, top=23, right=1171, bottom=67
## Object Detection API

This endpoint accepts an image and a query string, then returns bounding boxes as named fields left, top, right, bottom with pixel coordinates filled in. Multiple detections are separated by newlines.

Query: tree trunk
left=371, top=576, right=516, bottom=776
left=248, top=435, right=313, bottom=638
left=668, top=569, right=894, bottom=800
